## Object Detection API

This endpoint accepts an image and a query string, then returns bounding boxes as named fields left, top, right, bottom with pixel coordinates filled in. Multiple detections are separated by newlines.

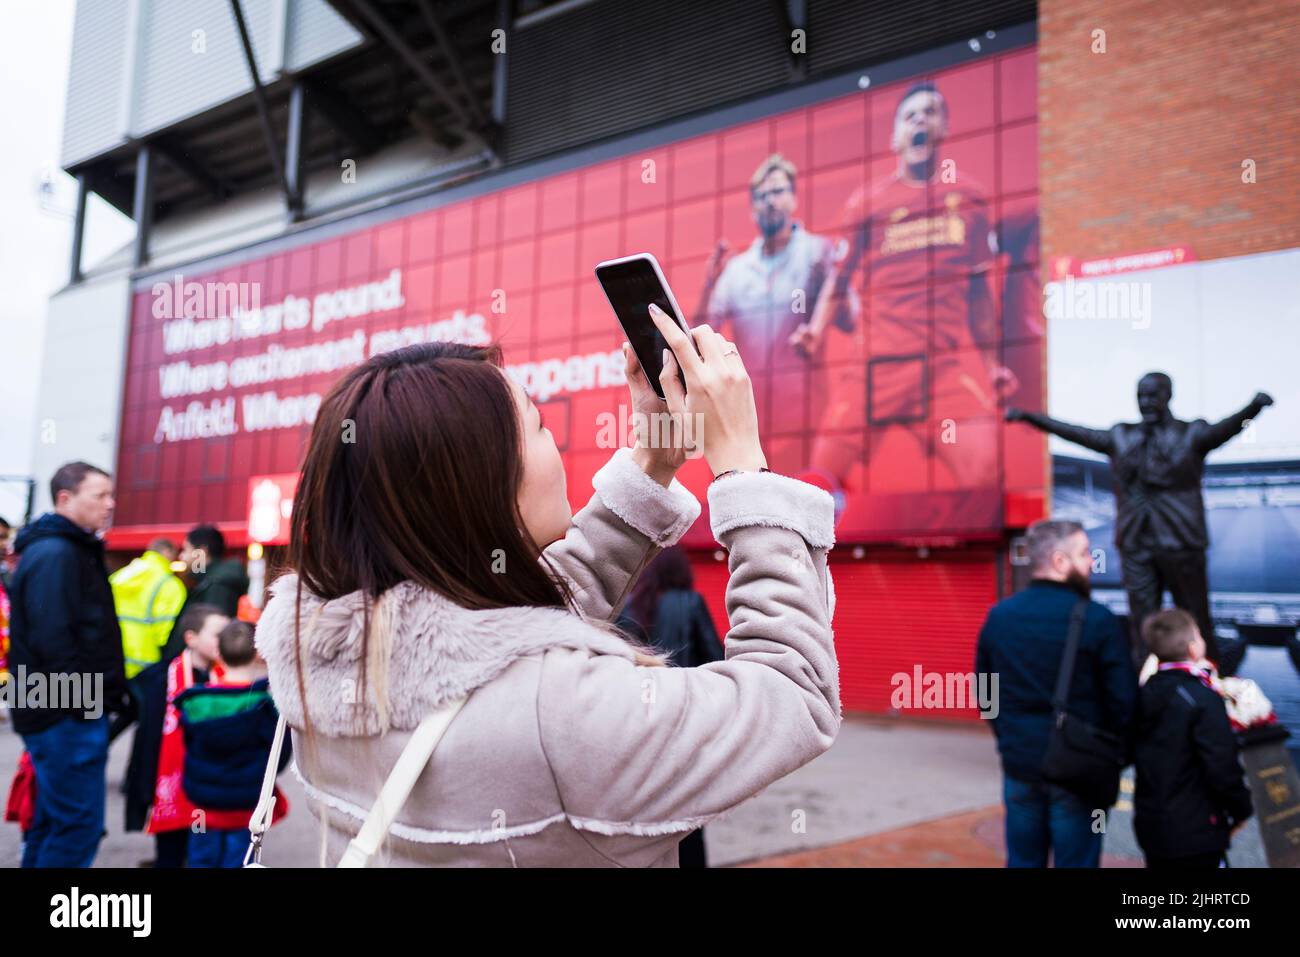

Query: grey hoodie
left=254, top=447, right=840, bottom=867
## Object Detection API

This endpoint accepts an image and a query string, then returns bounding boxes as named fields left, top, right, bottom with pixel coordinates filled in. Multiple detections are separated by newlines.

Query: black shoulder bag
left=1040, top=599, right=1125, bottom=809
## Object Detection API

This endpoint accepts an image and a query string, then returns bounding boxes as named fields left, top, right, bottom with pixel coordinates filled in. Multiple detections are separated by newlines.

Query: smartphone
left=594, top=253, right=691, bottom=399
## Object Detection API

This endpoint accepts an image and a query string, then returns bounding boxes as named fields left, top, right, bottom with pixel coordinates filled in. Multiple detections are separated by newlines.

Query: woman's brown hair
left=289, top=341, right=572, bottom=609
left=280, top=340, right=663, bottom=862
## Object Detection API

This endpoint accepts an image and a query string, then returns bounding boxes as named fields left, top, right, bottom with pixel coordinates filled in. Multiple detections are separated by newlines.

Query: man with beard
left=795, top=81, right=1019, bottom=503
left=701, top=153, right=857, bottom=477
left=1008, top=375, right=1274, bottom=672
left=975, top=519, right=1136, bottom=868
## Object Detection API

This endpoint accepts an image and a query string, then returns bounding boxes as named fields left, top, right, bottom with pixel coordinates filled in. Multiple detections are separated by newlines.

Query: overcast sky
left=0, top=1, right=134, bottom=523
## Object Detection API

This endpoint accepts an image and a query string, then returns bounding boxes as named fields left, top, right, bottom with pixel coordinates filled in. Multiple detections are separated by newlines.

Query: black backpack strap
left=1052, top=599, right=1090, bottom=716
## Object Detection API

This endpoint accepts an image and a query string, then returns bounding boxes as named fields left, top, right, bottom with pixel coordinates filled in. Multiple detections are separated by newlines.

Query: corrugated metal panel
left=62, top=0, right=363, bottom=167
left=61, top=1, right=129, bottom=167
left=806, top=0, right=1037, bottom=74
left=134, top=0, right=278, bottom=137
left=832, top=552, right=998, bottom=718
left=506, top=0, right=1036, bottom=166
left=285, top=0, right=364, bottom=72
left=506, top=0, right=790, bottom=164
left=693, top=550, right=998, bottom=719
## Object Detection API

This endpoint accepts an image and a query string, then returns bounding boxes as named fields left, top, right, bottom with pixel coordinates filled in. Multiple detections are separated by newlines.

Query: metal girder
left=285, top=82, right=307, bottom=220
left=132, top=146, right=154, bottom=268
left=228, top=0, right=296, bottom=211
left=69, top=173, right=88, bottom=284
left=415, top=0, right=486, bottom=127
left=348, top=0, right=473, bottom=130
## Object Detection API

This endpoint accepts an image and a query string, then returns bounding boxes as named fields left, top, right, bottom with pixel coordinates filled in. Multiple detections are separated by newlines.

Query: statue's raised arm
left=1197, top=392, right=1274, bottom=454
left=1006, top=407, right=1114, bottom=455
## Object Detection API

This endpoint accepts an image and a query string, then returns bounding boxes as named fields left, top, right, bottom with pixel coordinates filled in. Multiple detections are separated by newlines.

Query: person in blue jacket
left=175, top=620, right=290, bottom=867
left=975, top=519, right=1137, bottom=868
left=7, top=462, right=129, bottom=868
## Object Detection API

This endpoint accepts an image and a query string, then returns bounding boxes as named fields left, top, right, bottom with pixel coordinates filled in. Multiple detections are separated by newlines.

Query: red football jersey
left=845, top=172, right=995, bottom=355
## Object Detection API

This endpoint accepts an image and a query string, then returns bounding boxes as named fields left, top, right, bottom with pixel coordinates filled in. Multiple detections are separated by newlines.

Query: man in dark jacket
left=161, top=524, right=248, bottom=660
left=976, top=519, right=1138, bottom=867
left=1134, top=608, right=1252, bottom=868
left=7, top=462, right=128, bottom=867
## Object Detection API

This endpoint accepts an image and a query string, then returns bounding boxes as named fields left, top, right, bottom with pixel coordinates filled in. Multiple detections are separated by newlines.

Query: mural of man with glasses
left=698, top=153, right=858, bottom=479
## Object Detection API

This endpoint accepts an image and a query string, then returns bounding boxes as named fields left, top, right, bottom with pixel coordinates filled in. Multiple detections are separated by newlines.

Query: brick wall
left=1039, top=0, right=1300, bottom=268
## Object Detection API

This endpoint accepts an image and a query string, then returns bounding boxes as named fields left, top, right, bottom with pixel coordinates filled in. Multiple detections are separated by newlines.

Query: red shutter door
left=692, top=548, right=999, bottom=721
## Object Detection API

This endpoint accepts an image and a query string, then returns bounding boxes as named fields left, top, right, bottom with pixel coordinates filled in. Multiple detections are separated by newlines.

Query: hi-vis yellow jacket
left=110, top=550, right=187, bottom=679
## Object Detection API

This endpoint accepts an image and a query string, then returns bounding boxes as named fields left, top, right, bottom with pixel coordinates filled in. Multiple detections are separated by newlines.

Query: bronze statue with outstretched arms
left=1007, top=372, right=1274, bottom=671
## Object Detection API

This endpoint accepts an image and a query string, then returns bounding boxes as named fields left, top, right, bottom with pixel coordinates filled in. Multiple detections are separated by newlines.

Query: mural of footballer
left=697, top=153, right=859, bottom=477
left=793, top=81, right=1023, bottom=522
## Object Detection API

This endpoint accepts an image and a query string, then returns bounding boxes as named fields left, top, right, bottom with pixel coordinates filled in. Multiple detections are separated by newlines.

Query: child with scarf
left=176, top=620, right=289, bottom=867
left=1134, top=608, right=1254, bottom=868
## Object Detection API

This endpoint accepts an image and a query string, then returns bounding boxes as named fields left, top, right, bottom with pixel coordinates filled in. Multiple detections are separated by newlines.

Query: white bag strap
left=336, top=695, right=468, bottom=868
left=245, top=713, right=288, bottom=866
left=245, top=696, right=469, bottom=868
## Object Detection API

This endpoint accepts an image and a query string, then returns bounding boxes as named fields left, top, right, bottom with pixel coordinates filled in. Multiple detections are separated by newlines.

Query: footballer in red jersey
left=795, top=81, right=1021, bottom=509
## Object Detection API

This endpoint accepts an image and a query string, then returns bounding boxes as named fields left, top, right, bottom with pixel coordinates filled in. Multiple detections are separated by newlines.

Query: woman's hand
left=622, top=341, right=685, bottom=487
left=648, top=303, right=767, bottom=477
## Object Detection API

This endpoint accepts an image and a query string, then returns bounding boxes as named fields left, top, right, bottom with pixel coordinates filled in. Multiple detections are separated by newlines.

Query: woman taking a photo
left=255, top=305, right=840, bottom=867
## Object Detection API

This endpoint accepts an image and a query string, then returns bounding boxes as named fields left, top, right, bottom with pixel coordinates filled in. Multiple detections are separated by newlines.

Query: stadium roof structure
left=62, top=0, right=1038, bottom=280
left=65, top=0, right=571, bottom=275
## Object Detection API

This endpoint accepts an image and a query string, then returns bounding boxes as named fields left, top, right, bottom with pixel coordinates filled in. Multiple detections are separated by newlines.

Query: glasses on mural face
left=752, top=185, right=791, bottom=205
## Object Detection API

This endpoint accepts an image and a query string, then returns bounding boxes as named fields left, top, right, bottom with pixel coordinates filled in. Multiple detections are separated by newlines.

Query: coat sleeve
left=17, top=541, right=86, bottom=675
left=203, top=572, right=246, bottom=618
left=975, top=613, right=994, bottom=695
left=536, top=470, right=839, bottom=864
left=541, top=447, right=701, bottom=623
left=1093, top=608, right=1138, bottom=735
left=1192, top=696, right=1254, bottom=826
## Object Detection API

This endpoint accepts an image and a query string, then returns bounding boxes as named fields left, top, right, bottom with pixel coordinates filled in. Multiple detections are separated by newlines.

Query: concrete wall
left=28, top=272, right=134, bottom=514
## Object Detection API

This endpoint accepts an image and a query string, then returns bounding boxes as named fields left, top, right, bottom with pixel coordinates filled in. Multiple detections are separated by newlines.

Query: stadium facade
left=33, top=0, right=1300, bottom=715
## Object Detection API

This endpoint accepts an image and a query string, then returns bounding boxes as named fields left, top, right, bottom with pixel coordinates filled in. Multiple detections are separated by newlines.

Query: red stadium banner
left=109, top=45, right=1044, bottom=550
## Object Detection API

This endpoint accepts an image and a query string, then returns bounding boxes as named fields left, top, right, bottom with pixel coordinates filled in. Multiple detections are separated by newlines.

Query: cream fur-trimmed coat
left=255, top=447, right=840, bottom=867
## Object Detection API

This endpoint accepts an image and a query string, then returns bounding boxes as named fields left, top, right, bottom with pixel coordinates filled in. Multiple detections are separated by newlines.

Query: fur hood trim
left=255, top=574, right=639, bottom=736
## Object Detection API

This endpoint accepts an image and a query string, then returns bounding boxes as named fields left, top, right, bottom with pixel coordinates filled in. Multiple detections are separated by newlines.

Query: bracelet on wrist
left=711, top=467, right=771, bottom=484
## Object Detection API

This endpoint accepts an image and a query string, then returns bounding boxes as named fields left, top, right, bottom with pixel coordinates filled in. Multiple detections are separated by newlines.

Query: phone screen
left=595, top=257, right=687, bottom=399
